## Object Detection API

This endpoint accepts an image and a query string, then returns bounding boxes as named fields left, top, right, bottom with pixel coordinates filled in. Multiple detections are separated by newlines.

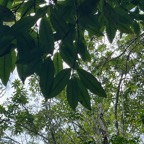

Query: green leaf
left=0, top=51, right=16, bottom=85
left=117, top=23, right=133, bottom=34
left=0, top=5, right=15, bottom=21
left=132, top=21, right=140, bottom=36
left=77, top=69, right=107, bottom=97
left=53, top=0, right=75, bottom=23
left=39, top=57, right=55, bottom=99
left=76, top=78, right=91, bottom=110
left=49, top=68, right=71, bottom=98
left=114, top=7, right=133, bottom=25
left=21, top=1, right=33, bottom=17
left=106, top=21, right=116, bottom=43
left=39, top=17, right=54, bottom=54
left=53, top=52, right=63, bottom=75
left=0, top=37, right=15, bottom=56
left=0, top=25, right=15, bottom=56
left=76, top=31, right=91, bottom=61
left=60, top=42, right=77, bottom=68
left=49, top=5, right=70, bottom=39
left=67, top=77, right=79, bottom=110
left=11, top=16, right=38, bottom=35
left=36, top=6, right=49, bottom=18
left=17, top=64, right=28, bottom=83
left=79, top=15, right=103, bottom=37
left=17, top=59, right=42, bottom=83
left=16, top=33, right=42, bottom=64
left=78, top=0, right=100, bottom=15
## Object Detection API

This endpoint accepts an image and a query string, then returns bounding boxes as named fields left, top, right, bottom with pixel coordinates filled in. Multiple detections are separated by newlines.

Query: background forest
left=0, top=0, right=144, bottom=143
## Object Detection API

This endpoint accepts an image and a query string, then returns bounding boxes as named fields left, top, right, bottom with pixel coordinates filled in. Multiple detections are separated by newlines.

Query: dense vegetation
left=0, top=0, right=144, bottom=143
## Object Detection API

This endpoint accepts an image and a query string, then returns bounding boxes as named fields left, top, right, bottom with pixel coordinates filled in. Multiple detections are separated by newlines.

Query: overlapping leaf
left=77, top=69, right=107, bottom=97
left=16, top=33, right=41, bottom=64
left=39, top=58, right=55, bottom=99
left=76, top=78, right=91, bottom=110
left=53, top=52, right=63, bottom=75
left=76, top=31, right=91, bottom=62
left=78, top=0, right=100, bottom=15
left=49, top=68, right=71, bottom=98
left=39, top=17, right=54, bottom=54
left=60, top=42, right=78, bottom=68
left=0, top=51, right=16, bottom=85
left=0, top=5, right=15, bottom=22
left=11, top=16, right=38, bottom=35
left=67, top=77, right=79, bottom=110
left=17, top=59, right=42, bottom=83
left=106, top=21, right=117, bottom=43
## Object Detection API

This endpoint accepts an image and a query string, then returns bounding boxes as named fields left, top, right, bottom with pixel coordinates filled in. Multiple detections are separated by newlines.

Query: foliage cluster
left=0, top=0, right=144, bottom=143
left=0, top=0, right=144, bottom=109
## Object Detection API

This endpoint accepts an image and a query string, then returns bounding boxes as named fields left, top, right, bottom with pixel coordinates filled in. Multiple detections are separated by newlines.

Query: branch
left=114, top=73, right=124, bottom=136
left=98, top=103, right=109, bottom=144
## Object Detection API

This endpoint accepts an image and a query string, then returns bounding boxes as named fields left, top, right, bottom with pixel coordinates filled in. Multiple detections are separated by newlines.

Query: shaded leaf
left=117, top=23, right=133, bottom=34
left=16, top=33, right=42, bottom=64
left=76, top=31, right=91, bottom=61
left=53, top=52, right=63, bottom=75
left=17, top=59, right=42, bottom=83
left=106, top=21, right=116, bottom=43
left=21, top=1, right=33, bottom=17
left=79, top=15, right=103, bottom=37
left=67, top=77, right=79, bottom=110
left=0, top=5, right=15, bottom=21
left=11, top=16, right=38, bottom=35
left=60, top=42, right=78, bottom=68
left=77, top=69, right=107, bottom=97
left=78, top=0, right=100, bottom=15
left=39, top=58, right=55, bottom=99
left=49, top=5, right=70, bottom=39
left=39, top=17, right=54, bottom=54
left=76, top=78, right=91, bottom=110
left=132, top=21, right=140, bottom=35
left=0, top=51, right=16, bottom=85
left=49, top=68, right=71, bottom=98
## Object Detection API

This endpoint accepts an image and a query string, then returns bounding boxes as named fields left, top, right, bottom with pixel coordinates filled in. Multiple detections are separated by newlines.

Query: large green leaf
left=76, top=78, right=91, bottom=110
left=21, top=1, right=33, bottom=17
left=0, top=51, right=16, bottom=85
left=16, top=33, right=42, bottom=64
left=39, top=17, right=54, bottom=54
left=132, top=21, right=140, bottom=36
left=0, top=5, right=15, bottom=22
left=67, top=77, right=79, bottom=110
left=60, top=42, right=78, bottom=68
left=77, top=69, right=107, bottom=97
left=50, top=7, right=69, bottom=39
left=49, top=68, right=71, bottom=98
left=79, top=15, right=103, bottom=37
left=114, top=7, right=133, bottom=25
left=17, top=59, right=42, bottom=83
left=0, top=36, right=15, bottom=56
left=11, top=16, right=38, bottom=35
left=117, top=23, right=133, bottom=34
left=76, top=31, right=91, bottom=62
left=78, top=0, right=100, bottom=15
left=106, top=21, right=117, bottom=43
left=39, top=57, right=55, bottom=100
left=0, top=26, right=15, bottom=56
left=53, top=52, right=63, bottom=75
left=53, top=0, right=75, bottom=23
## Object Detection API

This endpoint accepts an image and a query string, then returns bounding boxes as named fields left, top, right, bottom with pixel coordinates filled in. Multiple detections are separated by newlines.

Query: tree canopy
left=0, top=0, right=144, bottom=109
left=0, top=0, right=143, bottom=101
left=0, top=0, right=144, bottom=143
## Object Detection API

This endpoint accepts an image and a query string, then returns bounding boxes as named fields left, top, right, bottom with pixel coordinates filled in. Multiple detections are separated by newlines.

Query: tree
left=0, top=0, right=144, bottom=109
